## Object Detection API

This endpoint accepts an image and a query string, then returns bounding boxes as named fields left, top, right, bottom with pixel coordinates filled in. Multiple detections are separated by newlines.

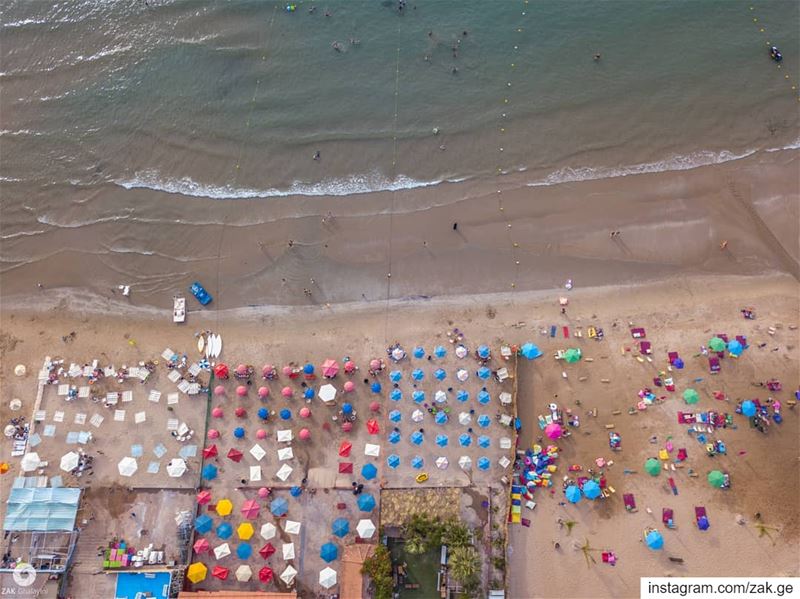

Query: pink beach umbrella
left=262, top=364, right=275, bottom=378
left=258, top=386, right=269, bottom=398
left=545, top=422, right=562, bottom=440
left=193, top=538, right=210, bottom=554
left=369, top=401, right=381, bottom=413
left=322, top=359, right=339, bottom=378
left=299, top=428, right=311, bottom=440
left=236, top=385, right=248, bottom=397
left=299, top=407, right=311, bottom=419
left=197, top=489, right=212, bottom=505
left=282, top=365, right=293, bottom=376
left=241, top=499, right=260, bottom=519
left=369, top=359, right=381, bottom=371
left=343, top=381, right=356, bottom=393
left=281, top=387, right=293, bottom=398
left=344, top=361, right=356, bottom=374
left=211, top=407, right=224, bottom=419
left=256, top=429, right=267, bottom=439
left=214, top=385, right=226, bottom=396
left=235, top=364, right=249, bottom=377
left=341, top=422, right=353, bottom=433
left=207, top=429, right=220, bottom=439
left=235, top=407, right=246, bottom=418
left=258, top=487, right=269, bottom=498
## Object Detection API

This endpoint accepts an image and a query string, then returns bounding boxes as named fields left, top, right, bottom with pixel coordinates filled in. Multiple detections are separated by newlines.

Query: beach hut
left=520, top=343, right=542, bottom=360
left=413, top=346, right=425, bottom=359
left=435, top=457, right=449, bottom=470
left=280, top=565, right=298, bottom=585
left=683, top=389, right=699, bottom=405
left=645, top=529, right=664, bottom=550
left=117, top=456, right=137, bottom=477
left=320, top=542, right=338, bottom=563
left=458, top=456, right=472, bottom=470
left=357, top=494, right=376, bottom=512
left=477, top=456, right=490, bottom=471
left=187, top=562, right=208, bottom=584
left=436, top=434, right=449, bottom=447
left=387, top=454, right=400, bottom=469
left=60, top=451, right=80, bottom=472
left=258, top=566, right=274, bottom=584
left=241, top=499, right=260, bottom=519
left=412, top=369, right=424, bottom=381
left=319, top=566, right=337, bottom=589
left=193, top=538, right=210, bottom=555
left=259, top=543, right=276, bottom=559
left=411, top=456, right=424, bottom=469
left=235, top=564, right=252, bottom=582
left=356, top=519, right=376, bottom=539
left=412, top=390, right=425, bottom=403
left=707, top=470, right=725, bottom=488
left=270, top=497, right=288, bottom=517
left=322, top=359, right=339, bottom=378
left=236, top=543, right=252, bottom=559
left=332, top=518, right=349, bottom=538
left=212, top=565, right=229, bottom=581
left=319, top=384, right=337, bottom=403
left=478, top=389, right=490, bottom=404
left=361, top=463, right=378, bottom=480
left=583, top=480, right=601, bottom=500
left=216, top=522, right=233, bottom=540
left=202, top=445, right=218, bottom=459
left=477, top=367, right=491, bottom=380
left=195, top=515, right=213, bottom=534
left=645, top=458, right=660, bottom=476
left=458, top=433, right=472, bottom=447
left=565, top=485, right=582, bottom=504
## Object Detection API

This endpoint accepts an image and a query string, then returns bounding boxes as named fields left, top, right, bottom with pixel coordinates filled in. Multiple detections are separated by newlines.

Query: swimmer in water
left=593, top=53, right=601, bottom=61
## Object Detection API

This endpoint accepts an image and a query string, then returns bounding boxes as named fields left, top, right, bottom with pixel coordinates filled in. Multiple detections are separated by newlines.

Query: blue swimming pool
left=114, top=571, right=171, bottom=599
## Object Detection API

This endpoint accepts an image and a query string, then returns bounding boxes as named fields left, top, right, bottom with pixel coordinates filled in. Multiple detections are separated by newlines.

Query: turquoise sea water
left=2, top=0, right=798, bottom=200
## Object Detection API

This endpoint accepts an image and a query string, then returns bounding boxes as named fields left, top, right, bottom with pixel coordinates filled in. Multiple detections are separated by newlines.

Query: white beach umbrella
left=277, top=429, right=293, bottom=443
left=250, top=466, right=262, bottom=482
left=276, top=463, right=293, bottom=481
left=411, top=409, right=424, bottom=423
left=364, top=443, right=380, bottom=457
left=458, top=456, right=472, bottom=470
left=260, top=522, right=277, bottom=540
left=60, top=451, right=80, bottom=472
left=282, top=542, right=295, bottom=560
left=281, top=565, right=298, bottom=585
left=117, top=456, right=138, bottom=477
left=318, top=384, right=337, bottom=404
left=319, top=566, right=337, bottom=589
left=391, top=347, right=406, bottom=361
left=356, top=519, right=376, bottom=539
left=434, top=390, right=447, bottom=403
left=499, top=456, right=511, bottom=469
left=20, top=452, right=41, bottom=472
left=499, top=391, right=512, bottom=405
left=455, top=345, right=468, bottom=359
left=285, top=520, right=301, bottom=535
left=458, top=412, right=471, bottom=426
left=277, top=447, right=293, bottom=461
left=213, top=542, right=230, bottom=559
left=456, top=368, right=469, bottom=382
left=435, top=456, right=449, bottom=470
left=166, top=458, right=187, bottom=478
left=250, top=444, right=266, bottom=461
left=235, top=564, right=252, bottom=582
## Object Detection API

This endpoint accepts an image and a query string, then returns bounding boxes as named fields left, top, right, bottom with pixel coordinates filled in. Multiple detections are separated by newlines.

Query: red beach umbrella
left=369, top=401, right=380, bottom=413
left=321, top=358, right=339, bottom=378
left=366, top=419, right=380, bottom=435
left=196, top=489, right=212, bottom=505
left=281, top=387, right=293, bottom=398
left=236, top=385, right=247, bottom=397
left=298, top=428, right=310, bottom=440
left=214, top=385, right=226, bottom=396
left=193, top=538, right=210, bottom=554
left=344, top=361, right=356, bottom=374
left=227, top=448, right=243, bottom=463
left=214, top=363, right=229, bottom=379
left=258, top=566, right=274, bottom=583
left=299, top=407, right=311, bottom=419
left=338, top=441, right=352, bottom=457
left=258, top=386, right=269, bottom=398
left=235, top=407, right=246, bottom=418
left=341, top=421, right=353, bottom=433
left=212, top=566, right=229, bottom=580
left=202, top=445, right=218, bottom=458
left=343, top=381, right=355, bottom=393
left=259, top=543, right=276, bottom=559
left=211, top=407, right=224, bottom=418
left=338, top=462, right=353, bottom=473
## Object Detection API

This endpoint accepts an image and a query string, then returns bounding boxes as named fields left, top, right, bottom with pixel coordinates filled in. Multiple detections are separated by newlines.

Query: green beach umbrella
left=683, top=389, right=699, bottom=405
left=645, top=458, right=660, bottom=476
left=707, top=470, right=725, bottom=488
left=564, top=348, right=582, bottom=364
left=708, top=337, right=726, bottom=352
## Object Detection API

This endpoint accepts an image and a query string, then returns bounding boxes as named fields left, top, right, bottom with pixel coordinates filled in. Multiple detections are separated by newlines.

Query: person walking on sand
left=452, top=222, right=458, bottom=231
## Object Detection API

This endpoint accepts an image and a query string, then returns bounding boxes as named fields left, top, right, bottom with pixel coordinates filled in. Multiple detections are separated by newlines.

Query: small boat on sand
left=173, top=295, right=186, bottom=323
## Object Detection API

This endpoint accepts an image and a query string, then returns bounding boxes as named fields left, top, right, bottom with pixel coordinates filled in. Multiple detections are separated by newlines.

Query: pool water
left=114, top=571, right=171, bottom=599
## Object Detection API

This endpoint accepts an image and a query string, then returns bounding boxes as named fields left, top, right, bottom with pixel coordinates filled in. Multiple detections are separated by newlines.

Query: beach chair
left=554, top=350, right=565, bottom=360
left=601, top=551, right=617, bottom=566
left=695, top=507, right=709, bottom=530
left=623, top=493, right=637, bottom=513
left=639, top=341, right=652, bottom=355
left=662, top=508, right=675, bottom=528
left=588, top=326, right=597, bottom=339
left=631, top=327, right=646, bottom=339
left=676, top=448, right=688, bottom=461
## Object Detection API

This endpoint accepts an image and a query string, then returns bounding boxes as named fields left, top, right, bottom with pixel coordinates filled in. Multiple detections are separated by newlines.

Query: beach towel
left=631, top=327, right=646, bottom=339
left=668, top=351, right=679, bottom=364
left=676, top=448, right=688, bottom=461
left=550, top=325, right=556, bottom=338
left=563, top=326, right=569, bottom=338
left=709, top=357, right=721, bottom=373
left=668, top=477, right=678, bottom=496
left=623, top=493, right=637, bottom=512
left=662, top=508, right=675, bottom=528
left=695, top=506, right=709, bottom=530
left=640, top=341, right=652, bottom=355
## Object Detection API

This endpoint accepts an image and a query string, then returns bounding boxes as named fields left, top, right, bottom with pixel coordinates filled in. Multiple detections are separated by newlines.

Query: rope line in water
left=748, top=5, right=800, bottom=100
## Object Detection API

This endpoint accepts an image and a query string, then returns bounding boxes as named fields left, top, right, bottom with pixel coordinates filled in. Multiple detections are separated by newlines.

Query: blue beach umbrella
left=390, top=370, right=402, bottom=382
left=697, top=516, right=710, bottom=531
left=583, top=480, right=601, bottom=500
left=565, top=485, right=582, bottom=504
left=320, top=542, right=338, bottom=563
left=195, top=514, right=213, bottom=534
left=270, top=497, right=288, bottom=517
left=413, top=347, right=425, bottom=359
left=357, top=494, right=376, bottom=512
left=387, top=454, right=400, bottom=469
left=303, top=388, right=314, bottom=399
left=412, top=390, right=425, bottom=403
left=236, top=542, right=252, bottom=559
left=233, top=427, right=245, bottom=438
left=727, top=340, right=743, bottom=356
left=434, top=345, right=447, bottom=358
left=389, top=409, right=402, bottom=423
left=477, top=414, right=491, bottom=428
left=411, top=369, right=424, bottom=381
left=410, top=431, right=423, bottom=445
left=361, top=463, right=378, bottom=480
left=477, top=456, right=490, bottom=471
left=457, top=390, right=469, bottom=402
left=332, top=518, right=349, bottom=538
left=477, top=390, right=490, bottom=405
left=342, top=402, right=353, bottom=415
left=435, top=411, right=448, bottom=425
left=258, top=407, right=269, bottom=420
left=458, top=433, right=472, bottom=447
left=520, top=343, right=542, bottom=360
left=645, top=530, right=664, bottom=550
left=741, top=400, right=756, bottom=417
left=216, top=522, right=232, bottom=539
left=290, top=486, right=302, bottom=497
left=435, top=434, right=448, bottom=447
left=388, top=430, right=401, bottom=444
left=477, top=345, right=491, bottom=359
left=202, top=464, right=218, bottom=481
left=477, top=367, right=491, bottom=380
left=303, top=363, right=314, bottom=375
left=434, top=368, right=446, bottom=381
left=279, top=409, right=291, bottom=420
left=371, top=381, right=382, bottom=394
left=390, top=388, right=402, bottom=401
left=477, top=435, right=491, bottom=448
left=411, top=456, right=424, bottom=469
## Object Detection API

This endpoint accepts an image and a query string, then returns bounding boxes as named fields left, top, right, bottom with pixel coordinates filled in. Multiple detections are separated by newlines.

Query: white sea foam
left=526, top=149, right=759, bottom=188
left=765, top=137, right=800, bottom=152
left=1, top=17, right=50, bottom=28
left=115, top=170, right=448, bottom=199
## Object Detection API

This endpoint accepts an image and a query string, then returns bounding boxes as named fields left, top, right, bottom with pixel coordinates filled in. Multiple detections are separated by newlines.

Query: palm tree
left=563, top=520, right=577, bottom=536
left=574, top=538, right=599, bottom=568
left=448, top=545, right=479, bottom=585
left=754, top=522, right=780, bottom=545
left=442, top=521, right=471, bottom=548
left=404, top=535, right=426, bottom=555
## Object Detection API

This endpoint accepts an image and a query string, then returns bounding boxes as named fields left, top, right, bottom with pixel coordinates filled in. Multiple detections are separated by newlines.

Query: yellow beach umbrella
left=187, top=562, right=208, bottom=584
left=216, top=498, right=233, bottom=516
left=237, top=522, right=254, bottom=540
